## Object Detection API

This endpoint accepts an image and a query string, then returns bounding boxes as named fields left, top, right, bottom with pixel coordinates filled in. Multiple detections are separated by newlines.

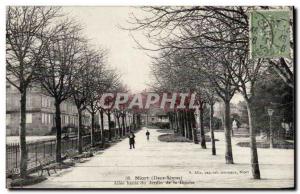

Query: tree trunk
left=117, top=116, right=121, bottom=138
left=137, top=114, right=140, bottom=128
left=246, top=100, right=261, bottom=179
left=224, top=99, right=234, bottom=164
left=122, top=114, right=125, bottom=136
left=184, top=111, right=189, bottom=139
left=191, top=111, right=199, bottom=144
left=180, top=111, right=185, bottom=137
left=54, top=100, right=62, bottom=163
left=188, top=111, right=193, bottom=140
left=269, top=116, right=274, bottom=148
left=210, top=103, right=216, bottom=155
left=173, top=112, right=176, bottom=133
left=175, top=111, right=180, bottom=133
left=146, top=113, right=149, bottom=126
left=185, top=111, right=189, bottom=139
left=124, top=114, right=128, bottom=132
left=173, top=112, right=177, bottom=132
left=132, top=114, right=136, bottom=131
left=113, top=115, right=118, bottom=139
left=182, top=111, right=186, bottom=137
left=77, top=109, right=83, bottom=154
left=128, top=115, right=131, bottom=131
left=174, top=112, right=178, bottom=133
left=199, top=103, right=207, bottom=149
left=100, top=109, right=105, bottom=148
left=179, top=111, right=183, bottom=136
left=169, top=113, right=173, bottom=131
left=90, top=111, right=95, bottom=146
left=19, top=89, right=28, bottom=178
left=108, top=111, right=112, bottom=141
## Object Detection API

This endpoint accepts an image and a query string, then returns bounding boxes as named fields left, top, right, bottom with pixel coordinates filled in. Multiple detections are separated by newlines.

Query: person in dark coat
left=128, top=131, right=135, bottom=149
left=146, top=130, right=150, bottom=141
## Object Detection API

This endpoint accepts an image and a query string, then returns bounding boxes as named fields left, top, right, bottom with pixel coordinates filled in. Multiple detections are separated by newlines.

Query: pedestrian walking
left=146, top=130, right=150, bottom=141
left=128, top=131, right=135, bottom=149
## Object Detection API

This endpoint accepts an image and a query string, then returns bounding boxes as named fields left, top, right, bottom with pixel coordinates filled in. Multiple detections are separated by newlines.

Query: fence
left=6, top=129, right=119, bottom=174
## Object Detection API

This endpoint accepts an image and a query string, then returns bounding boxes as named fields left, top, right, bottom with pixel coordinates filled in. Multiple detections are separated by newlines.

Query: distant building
left=6, top=83, right=92, bottom=136
left=146, top=106, right=169, bottom=124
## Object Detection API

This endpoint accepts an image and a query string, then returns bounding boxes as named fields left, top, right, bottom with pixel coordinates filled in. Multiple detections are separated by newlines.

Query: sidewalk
left=6, top=136, right=56, bottom=144
left=28, top=127, right=294, bottom=188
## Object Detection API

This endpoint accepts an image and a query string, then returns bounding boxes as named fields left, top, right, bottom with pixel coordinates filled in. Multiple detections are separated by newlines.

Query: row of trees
left=128, top=6, right=293, bottom=179
left=6, top=6, right=137, bottom=178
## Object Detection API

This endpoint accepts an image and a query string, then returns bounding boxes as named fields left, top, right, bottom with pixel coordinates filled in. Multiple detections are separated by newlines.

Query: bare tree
left=87, top=77, right=107, bottom=147
left=150, top=50, right=204, bottom=144
left=86, top=68, right=120, bottom=147
left=268, top=58, right=293, bottom=88
left=37, top=20, right=84, bottom=162
left=127, top=6, right=243, bottom=163
left=204, top=89, right=219, bottom=155
left=226, top=52, right=264, bottom=179
left=6, top=6, right=60, bottom=177
left=72, top=47, right=106, bottom=153
left=113, top=109, right=122, bottom=138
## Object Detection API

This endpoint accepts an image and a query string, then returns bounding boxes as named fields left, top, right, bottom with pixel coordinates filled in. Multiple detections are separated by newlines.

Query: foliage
left=252, top=69, right=294, bottom=136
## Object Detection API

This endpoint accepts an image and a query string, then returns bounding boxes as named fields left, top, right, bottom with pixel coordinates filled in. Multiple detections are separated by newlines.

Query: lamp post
left=267, top=108, right=274, bottom=148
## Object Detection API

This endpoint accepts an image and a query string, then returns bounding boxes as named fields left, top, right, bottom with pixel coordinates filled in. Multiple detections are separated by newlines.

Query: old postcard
left=5, top=6, right=295, bottom=189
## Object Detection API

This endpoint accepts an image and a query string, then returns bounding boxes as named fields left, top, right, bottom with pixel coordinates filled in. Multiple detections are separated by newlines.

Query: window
left=26, top=113, right=32, bottom=124
left=47, top=98, right=51, bottom=107
left=65, top=116, right=69, bottom=124
left=45, top=113, right=47, bottom=124
left=42, top=113, right=52, bottom=124
left=42, top=113, right=46, bottom=124
left=26, top=95, right=32, bottom=107
left=41, top=113, right=44, bottom=124
left=48, top=114, right=51, bottom=124
left=41, top=96, right=46, bottom=107
left=42, top=96, right=51, bottom=108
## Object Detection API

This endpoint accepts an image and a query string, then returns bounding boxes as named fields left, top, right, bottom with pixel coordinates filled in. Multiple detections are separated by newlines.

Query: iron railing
left=6, top=129, right=119, bottom=174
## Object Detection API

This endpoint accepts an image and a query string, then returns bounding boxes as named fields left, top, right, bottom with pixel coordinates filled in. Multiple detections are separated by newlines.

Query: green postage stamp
left=6, top=5, right=295, bottom=190
left=250, top=10, right=291, bottom=58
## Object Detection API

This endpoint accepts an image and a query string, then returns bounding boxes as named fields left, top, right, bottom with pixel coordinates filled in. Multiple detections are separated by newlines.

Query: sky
left=63, top=6, right=244, bottom=104
left=64, top=7, right=152, bottom=93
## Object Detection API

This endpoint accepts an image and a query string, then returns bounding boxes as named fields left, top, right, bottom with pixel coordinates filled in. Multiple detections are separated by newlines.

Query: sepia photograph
left=4, top=3, right=295, bottom=190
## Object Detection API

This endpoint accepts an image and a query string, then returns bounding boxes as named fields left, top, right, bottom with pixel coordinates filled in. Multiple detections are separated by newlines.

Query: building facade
left=6, top=83, right=92, bottom=136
